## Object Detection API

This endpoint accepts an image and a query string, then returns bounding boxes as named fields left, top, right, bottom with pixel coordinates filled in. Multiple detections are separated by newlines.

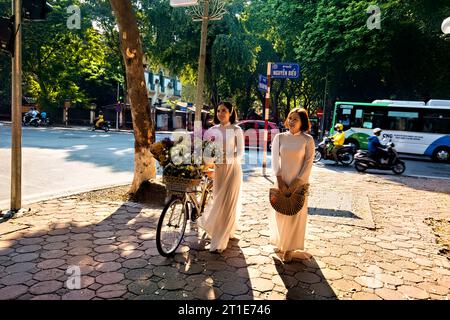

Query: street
left=1, top=124, right=449, bottom=210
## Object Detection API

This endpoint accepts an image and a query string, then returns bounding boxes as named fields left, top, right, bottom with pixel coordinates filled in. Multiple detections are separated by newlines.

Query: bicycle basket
left=163, top=175, right=202, bottom=193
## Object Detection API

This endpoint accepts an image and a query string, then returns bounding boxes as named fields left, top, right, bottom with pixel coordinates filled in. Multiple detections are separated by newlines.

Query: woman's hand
left=277, top=176, right=288, bottom=193
left=288, top=178, right=301, bottom=193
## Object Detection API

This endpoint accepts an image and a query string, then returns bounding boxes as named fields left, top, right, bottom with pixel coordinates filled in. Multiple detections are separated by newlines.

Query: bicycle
left=156, top=171, right=214, bottom=257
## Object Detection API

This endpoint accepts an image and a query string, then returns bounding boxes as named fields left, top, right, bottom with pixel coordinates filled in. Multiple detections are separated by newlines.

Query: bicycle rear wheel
left=156, top=197, right=188, bottom=257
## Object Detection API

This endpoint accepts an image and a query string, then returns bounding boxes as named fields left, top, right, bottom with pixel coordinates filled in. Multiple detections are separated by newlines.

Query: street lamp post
left=184, top=0, right=226, bottom=163
left=193, top=0, right=209, bottom=128
left=170, top=0, right=226, bottom=135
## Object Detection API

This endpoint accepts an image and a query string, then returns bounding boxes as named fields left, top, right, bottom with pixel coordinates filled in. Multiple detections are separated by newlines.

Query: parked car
left=237, top=120, right=280, bottom=150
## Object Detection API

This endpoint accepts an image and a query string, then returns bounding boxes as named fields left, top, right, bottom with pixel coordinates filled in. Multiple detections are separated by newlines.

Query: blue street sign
left=258, top=74, right=268, bottom=92
left=271, top=63, right=300, bottom=79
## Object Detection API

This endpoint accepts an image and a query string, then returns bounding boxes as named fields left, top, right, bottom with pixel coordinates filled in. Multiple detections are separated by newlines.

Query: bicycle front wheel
left=156, top=198, right=188, bottom=257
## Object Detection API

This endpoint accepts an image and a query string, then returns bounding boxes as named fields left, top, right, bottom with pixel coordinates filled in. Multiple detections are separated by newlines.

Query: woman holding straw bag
left=269, top=108, right=315, bottom=263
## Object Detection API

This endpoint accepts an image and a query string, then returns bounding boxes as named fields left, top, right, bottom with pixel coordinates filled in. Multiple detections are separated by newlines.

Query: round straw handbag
left=269, top=183, right=310, bottom=216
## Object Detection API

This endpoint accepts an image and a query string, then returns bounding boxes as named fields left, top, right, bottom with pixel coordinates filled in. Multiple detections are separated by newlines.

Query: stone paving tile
left=5, top=262, right=36, bottom=273
left=95, top=272, right=124, bottom=285
left=375, top=288, right=407, bottom=300
left=93, top=253, right=120, bottom=263
left=31, top=294, right=61, bottom=300
left=417, top=282, right=449, bottom=296
left=37, top=259, right=66, bottom=270
left=294, top=272, right=322, bottom=284
left=94, top=245, right=118, bottom=254
left=377, top=273, right=404, bottom=286
left=120, top=250, right=144, bottom=259
left=310, top=282, right=337, bottom=298
left=352, top=292, right=382, bottom=300
left=158, top=279, right=187, bottom=291
left=11, top=253, right=39, bottom=263
left=29, top=280, right=63, bottom=295
left=354, top=276, right=384, bottom=289
left=95, top=262, right=122, bottom=273
left=397, top=285, right=430, bottom=300
left=123, top=258, right=149, bottom=269
left=397, top=271, right=424, bottom=283
left=1, top=272, right=33, bottom=286
left=250, top=278, right=274, bottom=293
left=320, top=269, right=343, bottom=281
left=33, top=269, right=65, bottom=282
left=62, top=289, right=96, bottom=300
left=0, top=285, right=29, bottom=299
left=194, top=285, right=223, bottom=300
left=96, top=284, right=127, bottom=299
left=128, top=280, right=158, bottom=295
left=40, top=250, right=67, bottom=260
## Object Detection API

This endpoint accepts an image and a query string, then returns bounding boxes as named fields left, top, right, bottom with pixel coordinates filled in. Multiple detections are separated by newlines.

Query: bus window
left=336, top=105, right=353, bottom=129
left=423, top=110, right=450, bottom=134
left=352, top=109, right=363, bottom=127
left=362, top=110, right=385, bottom=129
left=388, top=111, right=419, bottom=131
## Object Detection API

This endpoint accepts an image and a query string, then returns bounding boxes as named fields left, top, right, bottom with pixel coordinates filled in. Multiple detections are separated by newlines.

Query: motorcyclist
left=368, top=128, right=389, bottom=164
left=94, top=111, right=105, bottom=129
left=328, top=123, right=346, bottom=161
left=24, top=107, right=39, bottom=124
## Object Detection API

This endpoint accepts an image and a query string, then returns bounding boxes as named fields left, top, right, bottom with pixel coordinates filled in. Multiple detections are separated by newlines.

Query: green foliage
left=0, top=0, right=122, bottom=114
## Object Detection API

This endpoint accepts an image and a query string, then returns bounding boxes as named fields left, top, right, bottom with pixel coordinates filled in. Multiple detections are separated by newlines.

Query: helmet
left=334, top=123, right=343, bottom=131
left=373, top=128, right=382, bottom=134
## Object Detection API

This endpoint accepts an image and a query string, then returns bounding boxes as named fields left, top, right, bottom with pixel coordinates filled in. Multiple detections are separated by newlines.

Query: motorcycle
left=22, top=113, right=35, bottom=126
left=92, top=121, right=110, bottom=132
left=354, top=142, right=406, bottom=175
left=23, top=112, right=50, bottom=127
left=314, top=137, right=356, bottom=165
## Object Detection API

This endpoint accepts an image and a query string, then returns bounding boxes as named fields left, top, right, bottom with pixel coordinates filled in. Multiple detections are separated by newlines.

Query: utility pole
left=1, top=0, right=52, bottom=218
left=262, top=62, right=271, bottom=176
left=10, top=0, right=23, bottom=214
left=321, top=72, right=328, bottom=139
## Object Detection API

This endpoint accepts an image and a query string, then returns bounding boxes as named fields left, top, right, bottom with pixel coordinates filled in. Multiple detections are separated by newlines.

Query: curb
left=0, top=182, right=132, bottom=212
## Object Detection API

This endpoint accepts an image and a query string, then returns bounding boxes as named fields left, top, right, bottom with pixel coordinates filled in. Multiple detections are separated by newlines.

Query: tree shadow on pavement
left=165, top=233, right=253, bottom=300
left=273, top=256, right=337, bottom=300
left=0, top=188, right=256, bottom=301
left=0, top=200, right=171, bottom=300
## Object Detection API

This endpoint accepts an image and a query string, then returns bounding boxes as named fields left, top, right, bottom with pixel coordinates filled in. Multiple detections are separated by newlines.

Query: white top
left=204, top=123, right=244, bottom=164
left=271, top=131, right=315, bottom=185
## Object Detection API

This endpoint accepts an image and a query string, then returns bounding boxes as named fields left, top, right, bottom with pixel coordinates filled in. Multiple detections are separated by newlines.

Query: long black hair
left=213, top=101, right=238, bottom=124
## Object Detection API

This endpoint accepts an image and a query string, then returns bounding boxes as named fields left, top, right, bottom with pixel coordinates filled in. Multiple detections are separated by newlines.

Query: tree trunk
left=110, top=0, right=156, bottom=194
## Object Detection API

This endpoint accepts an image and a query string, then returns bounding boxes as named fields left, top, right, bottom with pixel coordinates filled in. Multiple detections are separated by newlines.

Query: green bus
left=330, top=100, right=450, bottom=162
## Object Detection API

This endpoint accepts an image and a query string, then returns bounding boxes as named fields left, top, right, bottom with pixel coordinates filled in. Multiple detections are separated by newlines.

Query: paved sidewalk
left=0, top=168, right=449, bottom=300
